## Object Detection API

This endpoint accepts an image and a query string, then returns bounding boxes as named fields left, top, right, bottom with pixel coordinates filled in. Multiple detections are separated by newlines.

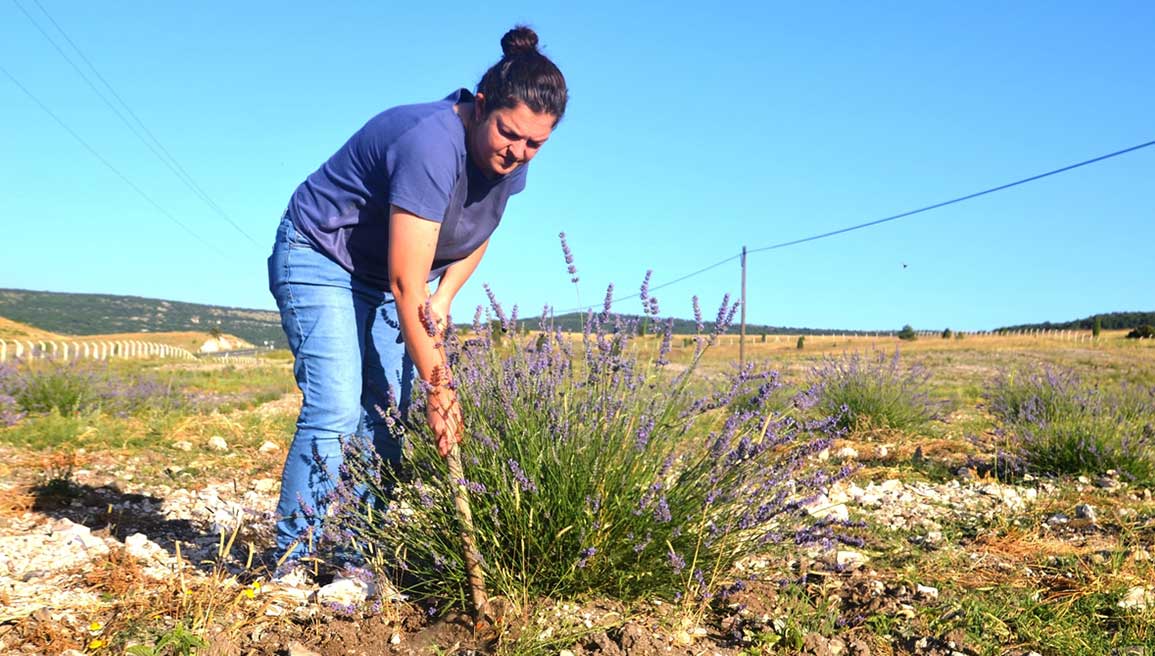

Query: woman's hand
left=427, top=387, right=463, bottom=458
left=426, top=292, right=452, bottom=336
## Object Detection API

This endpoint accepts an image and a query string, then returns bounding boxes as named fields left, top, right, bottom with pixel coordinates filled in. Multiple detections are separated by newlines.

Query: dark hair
left=476, top=26, right=568, bottom=124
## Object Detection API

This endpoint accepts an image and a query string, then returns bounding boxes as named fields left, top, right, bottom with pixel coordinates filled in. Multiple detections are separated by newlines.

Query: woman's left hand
left=427, top=292, right=451, bottom=336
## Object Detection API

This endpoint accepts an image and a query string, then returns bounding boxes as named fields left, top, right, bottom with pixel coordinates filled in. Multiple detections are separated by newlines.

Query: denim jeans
left=267, top=212, right=415, bottom=560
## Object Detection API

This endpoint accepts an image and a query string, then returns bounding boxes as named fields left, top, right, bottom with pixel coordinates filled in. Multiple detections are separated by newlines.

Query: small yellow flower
left=243, top=588, right=255, bottom=599
left=88, top=638, right=106, bottom=650
left=88, top=621, right=104, bottom=633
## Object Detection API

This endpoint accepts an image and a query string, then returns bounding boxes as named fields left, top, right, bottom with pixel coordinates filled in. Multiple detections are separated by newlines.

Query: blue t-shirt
left=286, top=88, right=528, bottom=288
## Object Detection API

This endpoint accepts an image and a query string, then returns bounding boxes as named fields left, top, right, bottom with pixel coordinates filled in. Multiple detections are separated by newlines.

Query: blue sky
left=2, top=1, right=1152, bottom=332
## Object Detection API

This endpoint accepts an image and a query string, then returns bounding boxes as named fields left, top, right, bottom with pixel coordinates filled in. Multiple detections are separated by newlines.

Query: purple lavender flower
left=483, top=283, right=508, bottom=331
left=635, top=415, right=655, bottom=450
left=668, top=549, right=686, bottom=573
left=639, top=270, right=652, bottom=308
left=654, top=496, right=672, bottom=523
left=420, top=298, right=439, bottom=337
left=692, top=296, right=703, bottom=333
left=559, top=232, right=579, bottom=283
left=602, top=283, right=614, bottom=317
left=508, top=459, right=538, bottom=493
left=577, top=546, right=596, bottom=568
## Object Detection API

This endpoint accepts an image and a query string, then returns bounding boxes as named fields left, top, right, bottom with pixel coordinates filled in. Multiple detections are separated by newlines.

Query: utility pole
left=739, top=245, right=747, bottom=369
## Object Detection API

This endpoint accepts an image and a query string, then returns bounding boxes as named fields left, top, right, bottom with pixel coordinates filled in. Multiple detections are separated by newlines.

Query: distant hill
left=995, top=311, right=1155, bottom=333
left=0, top=289, right=284, bottom=348
left=510, top=312, right=878, bottom=336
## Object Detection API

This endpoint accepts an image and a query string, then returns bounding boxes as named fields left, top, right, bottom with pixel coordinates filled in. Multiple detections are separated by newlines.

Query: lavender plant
left=328, top=285, right=852, bottom=611
left=0, top=363, right=25, bottom=427
left=1, top=359, right=183, bottom=417
left=800, top=348, right=945, bottom=432
left=984, top=367, right=1155, bottom=483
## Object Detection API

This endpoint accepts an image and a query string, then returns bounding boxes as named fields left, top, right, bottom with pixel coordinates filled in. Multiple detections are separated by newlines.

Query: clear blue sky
left=2, top=1, right=1152, bottom=332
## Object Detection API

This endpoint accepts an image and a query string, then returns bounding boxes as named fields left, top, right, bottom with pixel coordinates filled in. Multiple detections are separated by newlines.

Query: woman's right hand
left=427, top=387, right=463, bottom=458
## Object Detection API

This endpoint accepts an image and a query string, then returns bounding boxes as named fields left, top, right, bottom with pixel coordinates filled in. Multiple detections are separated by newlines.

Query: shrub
left=1126, top=325, right=1155, bottom=339
left=984, top=367, right=1155, bottom=484
left=1093, top=317, right=1102, bottom=337
left=897, top=325, right=917, bottom=341
left=799, top=348, right=945, bottom=432
left=796, top=335, right=805, bottom=350
left=0, top=363, right=25, bottom=426
left=942, top=328, right=953, bottom=339
left=0, top=359, right=183, bottom=417
left=328, top=293, right=853, bottom=611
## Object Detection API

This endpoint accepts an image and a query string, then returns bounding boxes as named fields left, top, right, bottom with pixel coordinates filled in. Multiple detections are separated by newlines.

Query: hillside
left=0, top=289, right=284, bottom=348
left=996, top=311, right=1155, bottom=333
left=508, top=312, right=878, bottom=336
left=0, top=316, right=63, bottom=341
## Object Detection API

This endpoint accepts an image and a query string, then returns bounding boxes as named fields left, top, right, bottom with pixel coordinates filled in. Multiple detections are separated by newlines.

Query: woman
left=267, top=25, right=567, bottom=568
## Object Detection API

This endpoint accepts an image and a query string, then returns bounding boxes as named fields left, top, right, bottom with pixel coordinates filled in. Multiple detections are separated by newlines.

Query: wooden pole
left=739, top=246, right=747, bottom=369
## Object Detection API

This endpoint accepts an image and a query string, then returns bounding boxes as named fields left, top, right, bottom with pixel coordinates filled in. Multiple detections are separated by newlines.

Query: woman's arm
left=428, top=239, right=489, bottom=329
left=435, top=239, right=489, bottom=302
left=388, top=204, right=461, bottom=457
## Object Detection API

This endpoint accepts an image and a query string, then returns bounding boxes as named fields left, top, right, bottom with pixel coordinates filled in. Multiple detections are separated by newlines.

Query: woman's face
left=469, top=95, right=556, bottom=178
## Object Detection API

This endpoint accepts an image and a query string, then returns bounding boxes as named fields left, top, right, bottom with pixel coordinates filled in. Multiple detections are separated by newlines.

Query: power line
left=1, top=64, right=227, bottom=256
left=747, top=138, right=1155, bottom=256
left=12, top=0, right=258, bottom=245
left=556, top=138, right=1155, bottom=314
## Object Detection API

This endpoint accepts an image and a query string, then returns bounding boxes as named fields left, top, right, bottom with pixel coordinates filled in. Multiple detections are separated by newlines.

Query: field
left=0, top=326, right=1153, bottom=656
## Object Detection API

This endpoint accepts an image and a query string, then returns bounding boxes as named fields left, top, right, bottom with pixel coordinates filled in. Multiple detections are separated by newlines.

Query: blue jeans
left=267, top=212, right=415, bottom=560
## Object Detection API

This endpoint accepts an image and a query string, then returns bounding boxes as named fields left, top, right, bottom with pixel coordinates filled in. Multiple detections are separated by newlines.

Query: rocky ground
left=1, top=437, right=1152, bottom=656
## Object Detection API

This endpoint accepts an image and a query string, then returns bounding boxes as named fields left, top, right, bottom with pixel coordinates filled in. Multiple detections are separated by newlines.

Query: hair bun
left=501, top=26, right=539, bottom=57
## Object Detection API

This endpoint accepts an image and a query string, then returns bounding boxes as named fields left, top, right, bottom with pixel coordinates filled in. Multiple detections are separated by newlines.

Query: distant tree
left=1093, top=317, right=1102, bottom=338
left=209, top=326, right=223, bottom=339
left=760, top=331, right=767, bottom=343
left=1126, top=324, right=1155, bottom=339
left=898, top=324, right=917, bottom=341
left=796, top=335, right=805, bottom=350
left=942, top=328, right=953, bottom=339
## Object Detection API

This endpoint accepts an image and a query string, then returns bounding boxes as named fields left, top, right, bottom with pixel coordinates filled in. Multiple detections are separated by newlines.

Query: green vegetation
left=985, top=367, right=1155, bottom=484
left=800, top=348, right=945, bottom=432
left=0, top=288, right=284, bottom=347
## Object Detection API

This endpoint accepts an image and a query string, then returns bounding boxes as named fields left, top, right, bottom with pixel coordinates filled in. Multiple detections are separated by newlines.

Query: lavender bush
left=984, top=367, right=1155, bottom=484
left=0, top=359, right=183, bottom=417
left=799, top=348, right=945, bottom=432
left=328, top=286, right=852, bottom=611
left=0, top=363, right=26, bottom=427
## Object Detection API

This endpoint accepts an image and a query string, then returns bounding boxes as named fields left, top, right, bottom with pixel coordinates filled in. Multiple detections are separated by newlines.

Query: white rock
left=836, top=447, right=859, bottom=459
left=836, top=550, right=869, bottom=570
left=390, top=633, right=402, bottom=645
left=258, top=440, right=280, bottom=454
left=804, top=494, right=849, bottom=521
left=876, top=445, right=889, bottom=458
left=315, top=576, right=369, bottom=607
left=1118, top=586, right=1152, bottom=610
left=816, top=448, right=830, bottom=461
left=253, top=478, right=279, bottom=493
left=878, top=479, right=903, bottom=493
left=916, top=584, right=939, bottom=599
left=172, top=440, right=193, bottom=452
left=124, top=533, right=166, bottom=563
left=207, top=435, right=229, bottom=451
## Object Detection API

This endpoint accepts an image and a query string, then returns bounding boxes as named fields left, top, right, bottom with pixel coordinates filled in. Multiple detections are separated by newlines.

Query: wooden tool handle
left=445, top=443, right=488, bottom=615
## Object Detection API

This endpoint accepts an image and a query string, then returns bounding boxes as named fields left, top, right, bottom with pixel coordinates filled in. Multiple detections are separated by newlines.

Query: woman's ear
left=473, top=92, right=486, bottom=120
